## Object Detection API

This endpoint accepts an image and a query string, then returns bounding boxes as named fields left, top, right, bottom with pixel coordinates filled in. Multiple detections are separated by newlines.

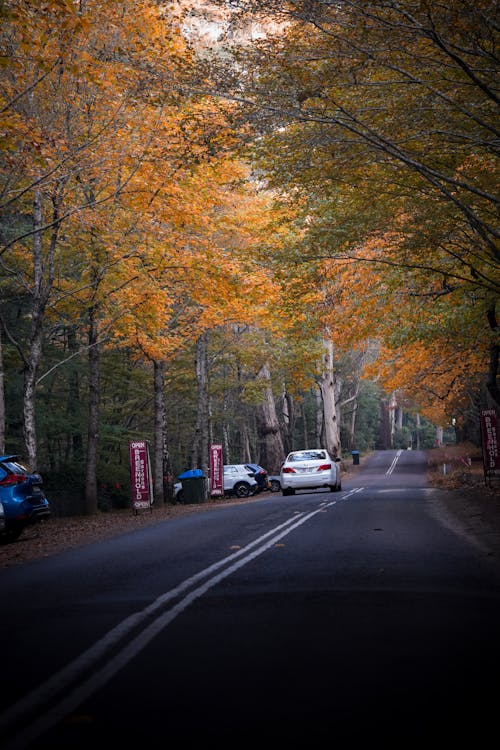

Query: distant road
left=1, top=450, right=499, bottom=748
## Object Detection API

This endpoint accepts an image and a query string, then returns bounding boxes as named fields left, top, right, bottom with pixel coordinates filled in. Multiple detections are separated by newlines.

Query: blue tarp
left=178, top=468, right=205, bottom=479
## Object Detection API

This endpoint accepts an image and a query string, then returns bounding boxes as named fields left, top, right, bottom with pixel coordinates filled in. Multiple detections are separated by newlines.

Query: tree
left=255, top=361, right=285, bottom=473
left=208, top=0, right=499, bottom=419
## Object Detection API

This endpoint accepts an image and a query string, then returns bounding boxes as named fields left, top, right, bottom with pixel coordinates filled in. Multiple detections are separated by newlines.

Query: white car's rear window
left=288, top=451, right=326, bottom=462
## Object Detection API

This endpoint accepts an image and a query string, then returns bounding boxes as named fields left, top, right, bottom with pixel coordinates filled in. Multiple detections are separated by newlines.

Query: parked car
left=223, top=464, right=258, bottom=498
left=174, top=465, right=257, bottom=502
left=244, top=463, right=269, bottom=493
left=280, top=449, right=342, bottom=496
left=268, top=475, right=281, bottom=492
left=0, top=501, right=5, bottom=532
left=0, top=454, right=51, bottom=542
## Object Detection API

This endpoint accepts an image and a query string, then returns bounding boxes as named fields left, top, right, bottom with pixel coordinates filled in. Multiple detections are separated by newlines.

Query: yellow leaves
left=364, top=327, right=489, bottom=425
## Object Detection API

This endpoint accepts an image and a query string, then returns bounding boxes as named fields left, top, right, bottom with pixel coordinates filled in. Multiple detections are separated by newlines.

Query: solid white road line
left=386, top=449, right=403, bottom=476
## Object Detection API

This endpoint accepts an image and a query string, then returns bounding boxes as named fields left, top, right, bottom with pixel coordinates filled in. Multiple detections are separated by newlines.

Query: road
left=1, top=449, right=499, bottom=748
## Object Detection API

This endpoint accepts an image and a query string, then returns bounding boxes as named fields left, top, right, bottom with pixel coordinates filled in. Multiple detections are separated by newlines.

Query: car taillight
left=282, top=467, right=296, bottom=474
left=317, top=464, right=332, bottom=471
left=0, top=474, right=27, bottom=486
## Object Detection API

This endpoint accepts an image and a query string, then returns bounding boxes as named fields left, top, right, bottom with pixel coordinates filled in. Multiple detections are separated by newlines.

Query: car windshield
left=288, top=451, right=326, bottom=462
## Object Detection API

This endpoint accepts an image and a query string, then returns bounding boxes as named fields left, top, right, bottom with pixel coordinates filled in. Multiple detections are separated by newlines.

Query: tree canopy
left=208, top=0, right=499, bottom=425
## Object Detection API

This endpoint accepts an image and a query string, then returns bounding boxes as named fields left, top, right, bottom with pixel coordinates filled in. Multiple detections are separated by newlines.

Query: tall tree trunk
left=0, top=323, right=4, bottom=454
left=349, top=400, right=358, bottom=449
left=486, top=304, right=500, bottom=407
left=315, top=388, right=323, bottom=445
left=397, top=406, right=404, bottom=431
left=318, top=338, right=341, bottom=457
left=223, top=423, right=230, bottom=464
left=241, top=422, right=252, bottom=463
left=301, top=399, right=308, bottom=450
left=388, top=392, right=397, bottom=447
left=23, top=188, right=46, bottom=468
left=67, top=327, right=83, bottom=464
left=85, top=307, right=99, bottom=515
left=281, top=390, right=295, bottom=455
left=23, top=184, right=61, bottom=468
left=153, top=359, right=173, bottom=504
left=23, top=329, right=43, bottom=469
left=256, top=361, right=284, bottom=473
left=190, top=331, right=209, bottom=475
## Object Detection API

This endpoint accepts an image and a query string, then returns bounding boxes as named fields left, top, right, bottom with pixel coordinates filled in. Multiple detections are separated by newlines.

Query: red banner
left=480, top=409, right=500, bottom=474
left=210, top=444, right=223, bottom=496
left=129, top=441, right=153, bottom=509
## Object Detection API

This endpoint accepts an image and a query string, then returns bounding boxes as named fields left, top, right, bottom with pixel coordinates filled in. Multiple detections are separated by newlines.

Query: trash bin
left=177, top=469, right=207, bottom=504
left=351, top=450, right=360, bottom=465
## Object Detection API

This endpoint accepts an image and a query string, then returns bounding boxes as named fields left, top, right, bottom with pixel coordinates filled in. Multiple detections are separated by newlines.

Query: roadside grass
left=426, top=442, right=497, bottom=493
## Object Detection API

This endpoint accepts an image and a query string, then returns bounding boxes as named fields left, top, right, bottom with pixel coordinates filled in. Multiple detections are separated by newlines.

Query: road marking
left=386, top=449, right=403, bottom=476
left=0, top=491, right=359, bottom=748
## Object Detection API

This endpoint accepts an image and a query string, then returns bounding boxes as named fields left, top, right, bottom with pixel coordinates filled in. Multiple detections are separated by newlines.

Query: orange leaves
left=1, top=0, right=284, bottom=376
left=366, top=338, right=487, bottom=425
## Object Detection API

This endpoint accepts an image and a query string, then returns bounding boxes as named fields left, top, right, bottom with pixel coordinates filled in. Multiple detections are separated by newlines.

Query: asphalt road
left=1, top=450, right=499, bottom=748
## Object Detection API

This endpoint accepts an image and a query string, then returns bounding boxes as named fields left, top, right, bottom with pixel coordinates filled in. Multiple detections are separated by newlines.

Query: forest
left=0, top=1, right=498, bottom=514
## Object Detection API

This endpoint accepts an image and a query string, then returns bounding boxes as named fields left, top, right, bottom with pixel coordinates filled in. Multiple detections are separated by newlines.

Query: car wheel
left=270, top=479, right=281, bottom=492
left=234, top=482, right=251, bottom=498
left=0, top=524, right=24, bottom=543
left=176, top=490, right=184, bottom=504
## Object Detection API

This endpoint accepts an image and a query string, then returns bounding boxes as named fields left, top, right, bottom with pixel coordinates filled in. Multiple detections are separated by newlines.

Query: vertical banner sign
left=210, top=444, right=223, bottom=496
left=480, top=409, right=500, bottom=478
left=129, top=441, right=153, bottom=510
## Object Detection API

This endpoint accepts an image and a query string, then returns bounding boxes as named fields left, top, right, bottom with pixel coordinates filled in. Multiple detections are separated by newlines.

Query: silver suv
left=174, top=464, right=257, bottom=502
left=223, top=464, right=258, bottom=498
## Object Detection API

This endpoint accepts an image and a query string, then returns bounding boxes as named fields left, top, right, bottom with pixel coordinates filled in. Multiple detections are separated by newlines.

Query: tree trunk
left=153, top=360, right=173, bottom=504
left=0, top=323, right=4, bottom=454
left=318, top=339, right=341, bottom=457
left=190, top=331, right=209, bottom=476
left=486, top=304, right=500, bottom=407
left=67, top=327, right=83, bottom=464
left=241, top=422, right=252, bottom=463
left=256, top=361, right=284, bottom=473
left=85, top=307, right=99, bottom=515
left=23, top=188, right=47, bottom=468
left=281, top=390, right=295, bottom=455
left=397, top=406, right=403, bottom=431
left=349, top=399, right=358, bottom=449
left=436, top=425, right=444, bottom=446
left=388, top=392, right=397, bottom=447
left=22, top=184, right=61, bottom=468
left=301, top=399, right=308, bottom=450
left=315, top=388, right=323, bottom=445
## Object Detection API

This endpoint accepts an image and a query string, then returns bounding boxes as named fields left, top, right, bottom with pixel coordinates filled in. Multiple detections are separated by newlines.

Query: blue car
left=244, top=463, right=269, bottom=493
left=0, top=454, right=50, bottom=542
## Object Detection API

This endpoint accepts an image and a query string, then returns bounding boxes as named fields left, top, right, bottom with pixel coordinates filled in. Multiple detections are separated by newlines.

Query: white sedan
left=280, top=449, right=342, bottom=496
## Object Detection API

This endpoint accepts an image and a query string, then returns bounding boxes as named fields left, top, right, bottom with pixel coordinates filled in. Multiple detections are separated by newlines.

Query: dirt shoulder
left=1, top=453, right=499, bottom=570
left=425, top=445, right=500, bottom=566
